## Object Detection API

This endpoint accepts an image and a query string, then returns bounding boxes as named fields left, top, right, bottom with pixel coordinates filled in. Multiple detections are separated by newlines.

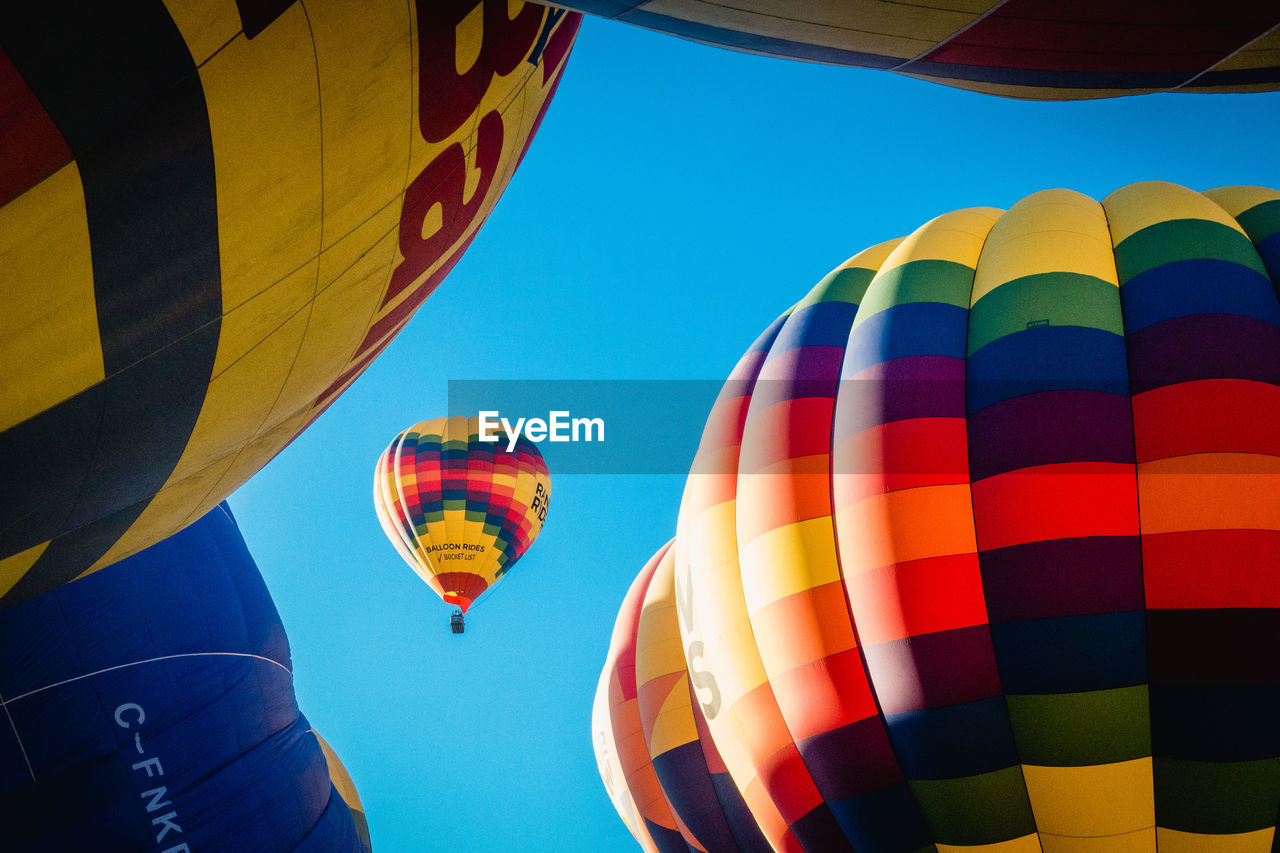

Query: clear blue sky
left=230, top=13, right=1280, bottom=852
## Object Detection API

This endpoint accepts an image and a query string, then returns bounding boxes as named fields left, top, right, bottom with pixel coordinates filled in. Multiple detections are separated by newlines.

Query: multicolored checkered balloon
left=374, top=415, right=550, bottom=618
left=602, top=180, right=1280, bottom=852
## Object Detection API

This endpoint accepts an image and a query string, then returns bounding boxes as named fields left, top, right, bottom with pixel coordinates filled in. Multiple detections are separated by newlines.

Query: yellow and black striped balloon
left=0, top=1, right=579, bottom=607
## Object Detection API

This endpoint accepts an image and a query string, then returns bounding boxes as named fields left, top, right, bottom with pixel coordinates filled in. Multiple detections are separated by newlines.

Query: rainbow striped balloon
left=594, top=540, right=775, bottom=852
left=606, top=180, right=1280, bottom=852
left=374, top=415, right=549, bottom=616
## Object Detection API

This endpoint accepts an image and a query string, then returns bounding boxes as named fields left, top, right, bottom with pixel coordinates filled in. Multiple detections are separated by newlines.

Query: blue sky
left=230, top=13, right=1280, bottom=852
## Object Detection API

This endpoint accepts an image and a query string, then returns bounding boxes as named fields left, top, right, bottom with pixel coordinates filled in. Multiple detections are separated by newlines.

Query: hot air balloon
left=313, top=731, right=373, bottom=852
left=373, top=415, right=550, bottom=632
left=598, top=181, right=1280, bottom=851
left=0, top=1, right=579, bottom=610
left=593, top=540, right=774, bottom=853
left=558, top=1, right=1280, bottom=99
left=0, top=503, right=369, bottom=851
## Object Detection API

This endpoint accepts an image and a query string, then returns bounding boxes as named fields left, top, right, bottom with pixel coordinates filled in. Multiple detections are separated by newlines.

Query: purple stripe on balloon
left=834, top=356, right=966, bottom=437
left=979, top=535, right=1144, bottom=623
left=751, top=345, right=847, bottom=410
left=862, top=626, right=1002, bottom=715
left=797, top=715, right=903, bottom=801
left=967, top=389, right=1136, bottom=481
left=1127, top=314, right=1280, bottom=394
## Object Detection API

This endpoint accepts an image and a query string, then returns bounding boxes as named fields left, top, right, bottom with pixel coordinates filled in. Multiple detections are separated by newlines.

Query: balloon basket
left=450, top=609, right=465, bottom=634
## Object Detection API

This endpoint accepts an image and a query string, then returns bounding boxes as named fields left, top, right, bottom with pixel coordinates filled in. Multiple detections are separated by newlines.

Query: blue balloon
left=0, top=504, right=369, bottom=852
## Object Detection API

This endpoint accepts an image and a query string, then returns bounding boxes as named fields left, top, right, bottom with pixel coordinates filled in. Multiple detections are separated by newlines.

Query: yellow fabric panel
left=375, top=459, right=425, bottom=575
left=163, top=0, right=243, bottom=66
left=171, top=296, right=314, bottom=483
left=1138, top=453, right=1280, bottom=534
left=645, top=672, right=700, bottom=760
left=592, top=674, right=661, bottom=853
left=1022, top=758, right=1155, bottom=838
left=937, top=834, right=1043, bottom=853
left=194, top=406, right=313, bottom=524
left=311, top=731, right=372, bottom=851
left=1103, top=181, right=1249, bottom=245
left=675, top=498, right=796, bottom=853
left=637, top=0, right=984, bottom=59
left=1202, top=185, right=1280, bottom=219
left=971, top=189, right=1116, bottom=304
left=262, top=221, right=400, bottom=429
left=312, top=731, right=364, bottom=813
left=1039, top=827, right=1155, bottom=853
left=211, top=260, right=316, bottom=377
left=85, top=302, right=315, bottom=573
left=0, top=163, right=99, bottom=432
left=899, top=72, right=1152, bottom=100
left=0, top=543, right=49, bottom=600
left=835, top=483, right=977, bottom=576
left=636, top=545, right=685, bottom=687
left=456, top=4, right=485, bottom=75
left=86, top=455, right=237, bottom=573
left=1157, top=827, right=1275, bottom=852
left=854, top=207, right=999, bottom=328
left=840, top=237, right=904, bottom=272
left=738, top=516, right=840, bottom=615
left=308, top=0, right=414, bottom=250
left=200, top=7, right=323, bottom=317
left=637, top=547, right=714, bottom=759
left=676, top=503, right=769, bottom=706
left=1205, top=26, right=1280, bottom=72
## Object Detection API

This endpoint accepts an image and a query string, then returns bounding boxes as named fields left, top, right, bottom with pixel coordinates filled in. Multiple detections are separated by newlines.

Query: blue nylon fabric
left=0, top=504, right=368, bottom=852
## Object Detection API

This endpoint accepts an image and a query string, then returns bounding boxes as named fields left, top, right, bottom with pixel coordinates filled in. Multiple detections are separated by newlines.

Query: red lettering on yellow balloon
left=415, top=0, right=543, bottom=144
left=382, top=109, right=503, bottom=309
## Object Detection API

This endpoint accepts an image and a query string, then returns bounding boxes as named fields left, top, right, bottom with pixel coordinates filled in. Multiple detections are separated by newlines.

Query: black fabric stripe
left=235, top=0, right=297, bottom=40
left=0, top=3, right=221, bottom=606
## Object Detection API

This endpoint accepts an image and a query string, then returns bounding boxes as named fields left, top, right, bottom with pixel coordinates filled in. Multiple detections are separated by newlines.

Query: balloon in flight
left=0, top=1, right=579, bottom=609
left=374, top=415, right=551, bottom=629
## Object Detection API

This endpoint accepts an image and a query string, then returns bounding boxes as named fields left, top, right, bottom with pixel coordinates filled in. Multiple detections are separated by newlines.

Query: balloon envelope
left=314, top=731, right=373, bottom=852
left=559, top=1, right=1280, bottom=99
left=374, top=415, right=551, bottom=614
left=621, top=181, right=1280, bottom=851
left=0, top=504, right=368, bottom=851
left=0, top=1, right=579, bottom=609
left=594, top=540, right=775, bottom=853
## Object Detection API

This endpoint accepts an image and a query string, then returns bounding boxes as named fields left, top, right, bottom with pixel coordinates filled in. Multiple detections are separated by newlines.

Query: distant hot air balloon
left=0, top=503, right=368, bottom=851
left=600, top=181, right=1280, bottom=851
left=0, top=1, right=579, bottom=609
left=558, top=1, right=1279, bottom=99
left=374, top=415, right=550, bottom=632
left=593, top=540, right=774, bottom=853
left=313, top=731, right=373, bottom=852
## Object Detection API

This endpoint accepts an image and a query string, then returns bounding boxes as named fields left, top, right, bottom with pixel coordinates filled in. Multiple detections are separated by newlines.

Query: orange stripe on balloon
left=749, top=581, right=858, bottom=672
left=1139, top=453, right=1280, bottom=534
left=835, top=483, right=977, bottom=575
